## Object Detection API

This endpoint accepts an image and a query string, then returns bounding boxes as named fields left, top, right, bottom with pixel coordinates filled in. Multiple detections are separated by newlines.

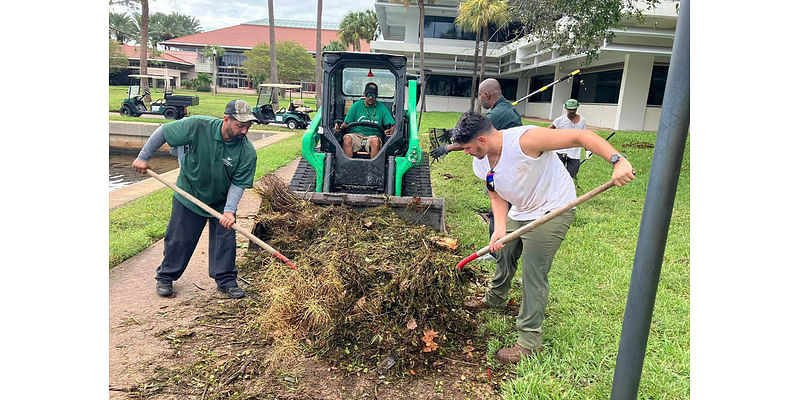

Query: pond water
left=109, top=149, right=178, bottom=192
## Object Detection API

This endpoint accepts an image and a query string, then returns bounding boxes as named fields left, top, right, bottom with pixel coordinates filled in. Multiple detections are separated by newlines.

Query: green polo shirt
left=344, top=99, right=395, bottom=136
left=487, top=96, right=522, bottom=130
left=161, top=116, right=257, bottom=218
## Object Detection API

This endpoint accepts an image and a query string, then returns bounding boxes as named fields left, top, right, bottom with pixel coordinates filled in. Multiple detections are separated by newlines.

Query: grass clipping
left=242, top=175, right=476, bottom=372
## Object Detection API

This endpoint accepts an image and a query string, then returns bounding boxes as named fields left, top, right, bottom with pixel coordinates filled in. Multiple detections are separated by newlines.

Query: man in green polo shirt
left=334, top=82, right=395, bottom=158
left=132, top=99, right=258, bottom=299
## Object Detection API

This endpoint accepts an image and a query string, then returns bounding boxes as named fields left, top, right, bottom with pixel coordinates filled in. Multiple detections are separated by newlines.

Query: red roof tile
left=120, top=45, right=196, bottom=65
left=163, top=24, right=370, bottom=52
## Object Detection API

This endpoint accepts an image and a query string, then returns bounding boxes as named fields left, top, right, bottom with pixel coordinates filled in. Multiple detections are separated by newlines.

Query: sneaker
left=218, top=286, right=245, bottom=299
left=156, top=281, right=173, bottom=297
left=494, top=343, right=543, bottom=364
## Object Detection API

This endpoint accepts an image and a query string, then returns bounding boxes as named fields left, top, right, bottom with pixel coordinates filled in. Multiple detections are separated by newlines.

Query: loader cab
left=320, top=52, right=409, bottom=159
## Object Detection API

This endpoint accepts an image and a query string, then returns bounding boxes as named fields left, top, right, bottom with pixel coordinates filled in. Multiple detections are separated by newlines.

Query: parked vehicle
left=252, top=83, right=312, bottom=130
left=119, top=74, right=199, bottom=120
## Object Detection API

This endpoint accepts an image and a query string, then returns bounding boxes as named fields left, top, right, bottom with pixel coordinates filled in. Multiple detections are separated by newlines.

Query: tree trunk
left=470, top=26, right=480, bottom=112
left=315, top=0, right=323, bottom=108
left=418, top=1, right=426, bottom=112
left=268, top=0, right=280, bottom=106
left=139, top=0, right=149, bottom=90
left=479, top=26, right=488, bottom=86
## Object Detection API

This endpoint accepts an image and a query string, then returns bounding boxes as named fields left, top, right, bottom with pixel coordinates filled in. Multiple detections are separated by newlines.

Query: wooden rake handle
left=145, top=169, right=296, bottom=269
left=457, top=180, right=616, bottom=269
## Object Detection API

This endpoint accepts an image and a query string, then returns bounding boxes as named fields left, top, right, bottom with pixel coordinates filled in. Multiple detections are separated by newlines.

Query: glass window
left=423, top=75, right=516, bottom=99
left=571, top=69, right=623, bottom=104
left=342, top=67, right=395, bottom=98
left=423, top=16, right=476, bottom=41
left=423, top=16, right=522, bottom=43
left=528, top=75, right=554, bottom=103
left=425, top=75, right=473, bottom=97
left=647, top=65, right=669, bottom=106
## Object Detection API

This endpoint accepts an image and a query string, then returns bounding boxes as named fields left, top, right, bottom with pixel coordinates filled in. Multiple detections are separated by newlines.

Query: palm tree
left=109, top=12, right=135, bottom=44
left=456, top=0, right=510, bottom=111
left=339, top=12, right=362, bottom=51
left=340, top=10, right=379, bottom=51
left=202, top=45, right=225, bottom=95
left=139, top=0, right=149, bottom=91
left=316, top=0, right=323, bottom=107
left=149, top=12, right=201, bottom=47
left=268, top=0, right=279, bottom=107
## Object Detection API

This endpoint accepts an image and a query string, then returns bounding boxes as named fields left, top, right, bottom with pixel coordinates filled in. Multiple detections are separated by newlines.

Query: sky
left=109, top=0, right=378, bottom=32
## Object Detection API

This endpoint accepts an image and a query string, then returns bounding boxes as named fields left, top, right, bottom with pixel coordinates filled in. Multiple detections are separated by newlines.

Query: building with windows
left=110, top=45, right=199, bottom=87
left=371, top=0, right=680, bottom=131
left=160, top=19, right=371, bottom=90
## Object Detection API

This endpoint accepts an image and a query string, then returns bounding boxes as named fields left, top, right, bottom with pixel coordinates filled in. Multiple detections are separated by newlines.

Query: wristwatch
left=610, top=153, right=627, bottom=165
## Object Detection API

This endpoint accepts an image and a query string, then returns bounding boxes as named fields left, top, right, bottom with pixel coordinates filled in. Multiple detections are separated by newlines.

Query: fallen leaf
left=422, top=329, right=439, bottom=352
left=430, top=236, right=458, bottom=251
left=406, top=318, right=418, bottom=330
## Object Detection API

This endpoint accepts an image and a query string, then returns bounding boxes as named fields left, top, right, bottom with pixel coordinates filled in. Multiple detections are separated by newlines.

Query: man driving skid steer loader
left=334, top=82, right=395, bottom=159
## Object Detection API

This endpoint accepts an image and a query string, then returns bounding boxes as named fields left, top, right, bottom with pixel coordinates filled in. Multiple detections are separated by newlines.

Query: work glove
left=431, top=145, right=449, bottom=163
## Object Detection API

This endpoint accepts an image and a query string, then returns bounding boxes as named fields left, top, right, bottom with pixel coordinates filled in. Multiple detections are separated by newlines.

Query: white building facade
left=370, top=0, right=681, bottom=131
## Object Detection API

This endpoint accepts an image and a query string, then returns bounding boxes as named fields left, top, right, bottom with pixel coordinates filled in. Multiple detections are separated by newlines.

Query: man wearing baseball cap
left=335, top=82, right=395, bottom=158
left=132, top=99, right=259, bottom=299
left=548, top=99, right=586, bottom=179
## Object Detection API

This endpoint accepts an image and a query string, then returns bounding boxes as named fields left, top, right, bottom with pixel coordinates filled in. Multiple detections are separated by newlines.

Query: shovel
left=457, top=180, right=616, bottom=269
left=145, top=168, right=297, bottom=270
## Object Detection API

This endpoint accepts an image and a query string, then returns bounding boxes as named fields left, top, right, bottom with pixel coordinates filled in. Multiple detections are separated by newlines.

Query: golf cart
left=119, top=74, right=199, bottom=120
left=252, top=83, right=312, bottom=129
left=282, top=51, right=445, bottom=231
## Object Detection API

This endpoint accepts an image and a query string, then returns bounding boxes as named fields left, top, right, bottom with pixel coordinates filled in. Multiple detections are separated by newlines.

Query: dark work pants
left=557, top=153, right=580, bottom=178
left=155, top=196, right=238, bottom=289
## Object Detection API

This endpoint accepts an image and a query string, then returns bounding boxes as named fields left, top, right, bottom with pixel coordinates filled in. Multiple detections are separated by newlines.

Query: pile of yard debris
left=240, top=175, right=477, bottom=374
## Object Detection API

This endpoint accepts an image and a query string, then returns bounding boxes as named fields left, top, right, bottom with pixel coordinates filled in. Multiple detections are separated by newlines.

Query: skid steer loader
left=277, top=52, right=445, bottom=232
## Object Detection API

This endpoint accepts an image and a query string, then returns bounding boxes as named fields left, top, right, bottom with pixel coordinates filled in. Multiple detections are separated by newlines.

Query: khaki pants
left=482, top=210, right=575, bottom=350
left=345, top=133, right=381, bottom=154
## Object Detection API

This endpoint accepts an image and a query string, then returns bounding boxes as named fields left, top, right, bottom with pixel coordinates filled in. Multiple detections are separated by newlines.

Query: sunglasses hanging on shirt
left=486, top=169, right=496, bottom=192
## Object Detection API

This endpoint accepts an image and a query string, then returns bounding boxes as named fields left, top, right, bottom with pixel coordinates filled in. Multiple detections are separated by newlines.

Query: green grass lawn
left=108, top=108, right=689, bottom=398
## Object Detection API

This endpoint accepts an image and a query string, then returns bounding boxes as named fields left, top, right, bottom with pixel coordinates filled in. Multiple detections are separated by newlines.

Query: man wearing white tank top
left=453, top=111, right=634, bottom=363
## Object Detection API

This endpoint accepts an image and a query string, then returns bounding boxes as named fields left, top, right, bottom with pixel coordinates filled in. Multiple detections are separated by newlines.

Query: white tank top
left=473, top=125, right=576, bottom=221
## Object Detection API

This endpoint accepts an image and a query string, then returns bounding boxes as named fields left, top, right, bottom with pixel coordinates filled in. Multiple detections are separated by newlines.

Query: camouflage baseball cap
left=565, top=99, right=579, bottom=109
left=224, top=99, right=258, bottom=123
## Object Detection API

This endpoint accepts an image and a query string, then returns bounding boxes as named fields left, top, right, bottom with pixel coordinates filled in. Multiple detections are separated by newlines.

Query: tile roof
left=162, top=24, right=370, bottom=52
left=120, top=45, right=197, bottom=65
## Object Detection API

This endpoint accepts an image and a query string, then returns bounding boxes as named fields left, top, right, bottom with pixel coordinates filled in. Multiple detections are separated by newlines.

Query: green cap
left=565, top=99, right=579, bottom=109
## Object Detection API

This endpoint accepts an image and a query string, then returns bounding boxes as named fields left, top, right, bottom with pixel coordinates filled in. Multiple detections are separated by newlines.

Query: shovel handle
left=457, top=180, right=616, bottom=269
left=145, top=169, right=296, bottom=269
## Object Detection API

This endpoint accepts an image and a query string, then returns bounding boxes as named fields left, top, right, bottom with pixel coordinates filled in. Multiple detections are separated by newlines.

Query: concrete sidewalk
left=109, top=131, right=297, bottom=210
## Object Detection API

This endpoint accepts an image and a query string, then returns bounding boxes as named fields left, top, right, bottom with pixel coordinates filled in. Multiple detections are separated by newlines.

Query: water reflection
left=109, top=149, right=178, bottom=192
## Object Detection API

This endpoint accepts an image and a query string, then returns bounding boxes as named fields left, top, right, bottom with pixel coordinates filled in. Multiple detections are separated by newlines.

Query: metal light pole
left=213, top=48, right=218, bottom=96
left=610, top=0, right=690, bottom=398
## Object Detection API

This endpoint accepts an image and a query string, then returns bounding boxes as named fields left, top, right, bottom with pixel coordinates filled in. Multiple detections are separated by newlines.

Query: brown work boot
left=464, top=297, right=490, bottom=312
left=494, top=343, right=543, bottom=364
